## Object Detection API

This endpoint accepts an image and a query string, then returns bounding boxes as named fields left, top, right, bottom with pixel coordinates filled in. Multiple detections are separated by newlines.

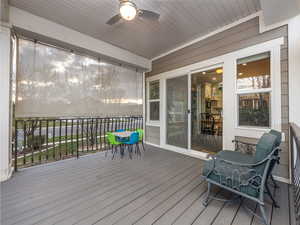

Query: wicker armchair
left=202, top=131, right=282, bottom=225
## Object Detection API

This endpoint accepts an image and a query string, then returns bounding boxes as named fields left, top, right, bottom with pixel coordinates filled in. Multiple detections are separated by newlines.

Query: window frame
left=234, top=49, right=278, bottom=131
left=147, top=79, right=160, bottom=126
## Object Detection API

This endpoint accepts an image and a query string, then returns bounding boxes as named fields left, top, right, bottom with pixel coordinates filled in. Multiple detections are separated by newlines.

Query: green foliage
left=27, top=135, right=46, bottom=150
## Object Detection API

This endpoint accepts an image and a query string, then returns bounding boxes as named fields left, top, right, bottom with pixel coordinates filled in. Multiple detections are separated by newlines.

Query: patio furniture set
left=106, top=128, right=145, bottom=159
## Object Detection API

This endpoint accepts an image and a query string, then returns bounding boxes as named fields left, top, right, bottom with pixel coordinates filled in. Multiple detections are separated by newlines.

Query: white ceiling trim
left=9, top=6, right=151, bottom=70
left=151, top=11, right=262, bottom=61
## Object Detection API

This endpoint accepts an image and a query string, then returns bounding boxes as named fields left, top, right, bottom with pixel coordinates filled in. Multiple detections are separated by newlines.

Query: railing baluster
left=95, top=118, right=98, bottom=151
left=86, top=119, right=89, bottom=152
left=31, top=120, right=34, bottom=164
left=76, top=119, right=79, bottom=158
left=53, top=119, right=56, bottom=160
left=23, top=121, right=26, bottom=165
left=104, top=118, right=108, bottom=150
left=91, top=118, right=94, bottom=152
left=14, top=120, right=18, bottom=172
left=46, top=120, right=49, bottom=161
left=65, top=119, right=68, bottom=157
left=38, top=120, right=42, bottom=163
left=71, top=119, right=74, bottom=156
left=81, top=119, right=84, bottom=153
left=59, top=120, right=62, bottom=159
left=99, top=118, right=103, bottom=151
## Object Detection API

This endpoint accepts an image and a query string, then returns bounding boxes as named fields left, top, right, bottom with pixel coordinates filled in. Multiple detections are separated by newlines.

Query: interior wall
left=146, top=17, right=289, bottom=180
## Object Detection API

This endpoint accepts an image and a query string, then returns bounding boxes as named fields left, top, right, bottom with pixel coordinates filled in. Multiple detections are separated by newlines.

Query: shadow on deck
left=1, top=145, right=291, bottom=225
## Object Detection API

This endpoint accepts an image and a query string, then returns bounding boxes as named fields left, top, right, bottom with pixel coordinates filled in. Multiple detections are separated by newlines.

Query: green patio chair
left=106, top=132, right=121, bottom=159
left=202, top=132, right=281, bottom=225
left=136, top=128, right=146, bottom=151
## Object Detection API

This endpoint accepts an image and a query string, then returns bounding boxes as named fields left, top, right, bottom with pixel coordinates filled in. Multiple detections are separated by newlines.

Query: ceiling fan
left=106, top=0, right=160, bottom=25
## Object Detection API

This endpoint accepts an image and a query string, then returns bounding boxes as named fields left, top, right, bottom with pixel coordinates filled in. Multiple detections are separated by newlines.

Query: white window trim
left=146, top=79, right=160, bottom=126
left=235, top=51, right=272, bottom=129
left=232, top=43, right=282, bottom=137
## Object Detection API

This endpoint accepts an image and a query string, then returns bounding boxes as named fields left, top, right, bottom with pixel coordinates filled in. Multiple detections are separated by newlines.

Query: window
left=148, top=80, right=160, bottom=121
left=236, top=52, right=271, bottom=128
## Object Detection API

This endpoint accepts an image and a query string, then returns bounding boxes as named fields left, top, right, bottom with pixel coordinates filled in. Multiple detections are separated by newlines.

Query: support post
left=0, top=22, right=13, bottom=181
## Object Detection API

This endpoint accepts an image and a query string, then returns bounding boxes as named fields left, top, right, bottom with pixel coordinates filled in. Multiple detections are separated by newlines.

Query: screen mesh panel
left=15, top=39, right=143, bottom=117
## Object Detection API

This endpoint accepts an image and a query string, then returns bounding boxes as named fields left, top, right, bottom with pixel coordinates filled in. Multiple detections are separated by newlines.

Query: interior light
left=120, top=1, right=137, bottom=21
left=216, top=69, right=223, bottom=74
left=242, top=63, right=247, bottom=66
left=202, top=71, right=206, bottom=75
left=238, top=72, right=243, bottom=76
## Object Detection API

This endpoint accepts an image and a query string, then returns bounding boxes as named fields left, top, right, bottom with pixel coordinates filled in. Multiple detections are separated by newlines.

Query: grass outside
left=15, top=139, right=110, bottom=168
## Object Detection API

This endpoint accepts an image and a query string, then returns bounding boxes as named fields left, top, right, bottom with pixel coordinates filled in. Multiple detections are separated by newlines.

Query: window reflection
left=149, top=81, right=159, bottom=100
left=238, top=93, right=270, bottom=127
left=237, top=52, right=270, bottom=90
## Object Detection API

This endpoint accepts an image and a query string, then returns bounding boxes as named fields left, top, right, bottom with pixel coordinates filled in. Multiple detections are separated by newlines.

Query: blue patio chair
left=124, top=132, right=140, bottom=159
left=202, top=132, right=281, bottom=225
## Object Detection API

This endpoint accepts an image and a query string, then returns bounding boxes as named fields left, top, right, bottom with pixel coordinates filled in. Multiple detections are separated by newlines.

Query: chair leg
left=265, top=183, right=279, bottom=208
left=136, top=143, right=141, bottom=157
left=203, top=182, right=211, bottom=207
left=259, top=204, right=269, bottom=225
left=141, top=141, right=146, bottom=151
left=271, top=174, right=279, bottom=189
left=111, top=146, right=116, bottom=160
left=128, top=145, right=133, bottom=159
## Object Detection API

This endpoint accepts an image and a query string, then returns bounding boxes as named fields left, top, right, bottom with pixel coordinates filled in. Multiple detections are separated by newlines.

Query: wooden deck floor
left=1, top=146, right=291, bottom=225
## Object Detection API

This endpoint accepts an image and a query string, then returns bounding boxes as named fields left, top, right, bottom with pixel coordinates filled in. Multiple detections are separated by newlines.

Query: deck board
left=1, top=146, right=291, bottom=225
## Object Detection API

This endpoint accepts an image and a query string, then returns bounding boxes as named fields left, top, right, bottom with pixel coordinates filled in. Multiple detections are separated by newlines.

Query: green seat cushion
left=216, top=150, right=255, bottom=164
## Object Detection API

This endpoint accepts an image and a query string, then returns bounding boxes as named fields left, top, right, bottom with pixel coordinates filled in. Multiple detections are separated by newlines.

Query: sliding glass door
left=166, top=75, right=189, bottom=149
left=190, top=66, right=223, bottom=153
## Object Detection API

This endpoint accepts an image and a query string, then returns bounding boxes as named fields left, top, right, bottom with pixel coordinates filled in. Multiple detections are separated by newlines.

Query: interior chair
left=202, top=132, right=281, bottom=225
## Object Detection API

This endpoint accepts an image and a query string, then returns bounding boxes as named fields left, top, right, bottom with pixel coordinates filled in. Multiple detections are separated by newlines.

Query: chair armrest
left=208, top=147, right=280, bottom=169
left=232, top=139, right=256, bottom=146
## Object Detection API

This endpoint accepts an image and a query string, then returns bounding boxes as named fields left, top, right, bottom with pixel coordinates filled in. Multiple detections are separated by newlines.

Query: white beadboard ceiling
left=9, top=0, right=261, bottom=59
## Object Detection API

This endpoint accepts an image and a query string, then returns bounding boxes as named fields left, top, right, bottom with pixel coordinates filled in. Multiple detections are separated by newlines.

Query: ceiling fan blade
left=106, top=14, right=122, bottom=25
left=139, top=10, right=160, bottom=20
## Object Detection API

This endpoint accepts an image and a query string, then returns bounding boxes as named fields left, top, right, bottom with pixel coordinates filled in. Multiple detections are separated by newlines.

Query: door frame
left=189, top=63, right=224, bottom=153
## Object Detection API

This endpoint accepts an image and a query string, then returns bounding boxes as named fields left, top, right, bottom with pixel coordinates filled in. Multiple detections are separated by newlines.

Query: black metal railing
left=290, top=122, right=300, bottom=225
left=13, top=116, right=143, bottom=170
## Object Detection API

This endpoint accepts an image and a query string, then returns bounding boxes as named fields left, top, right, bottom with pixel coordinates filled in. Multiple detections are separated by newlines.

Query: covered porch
left=1, top=0, right=300, bottom=225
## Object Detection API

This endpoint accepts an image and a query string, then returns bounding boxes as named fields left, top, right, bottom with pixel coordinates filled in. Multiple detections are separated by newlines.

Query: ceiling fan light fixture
left=120, top=1, right=137, bottom=21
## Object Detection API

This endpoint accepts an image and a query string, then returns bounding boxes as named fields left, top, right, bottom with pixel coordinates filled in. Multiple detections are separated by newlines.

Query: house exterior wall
left=145, top=126, right=160, bottom=146
left=146, top=17, right=289, bottom=180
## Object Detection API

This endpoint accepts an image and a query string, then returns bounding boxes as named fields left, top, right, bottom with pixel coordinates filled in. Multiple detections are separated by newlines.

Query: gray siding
left=146, top=126, right=160, bottom=145
left=146, top=17, right=289, bottom=179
